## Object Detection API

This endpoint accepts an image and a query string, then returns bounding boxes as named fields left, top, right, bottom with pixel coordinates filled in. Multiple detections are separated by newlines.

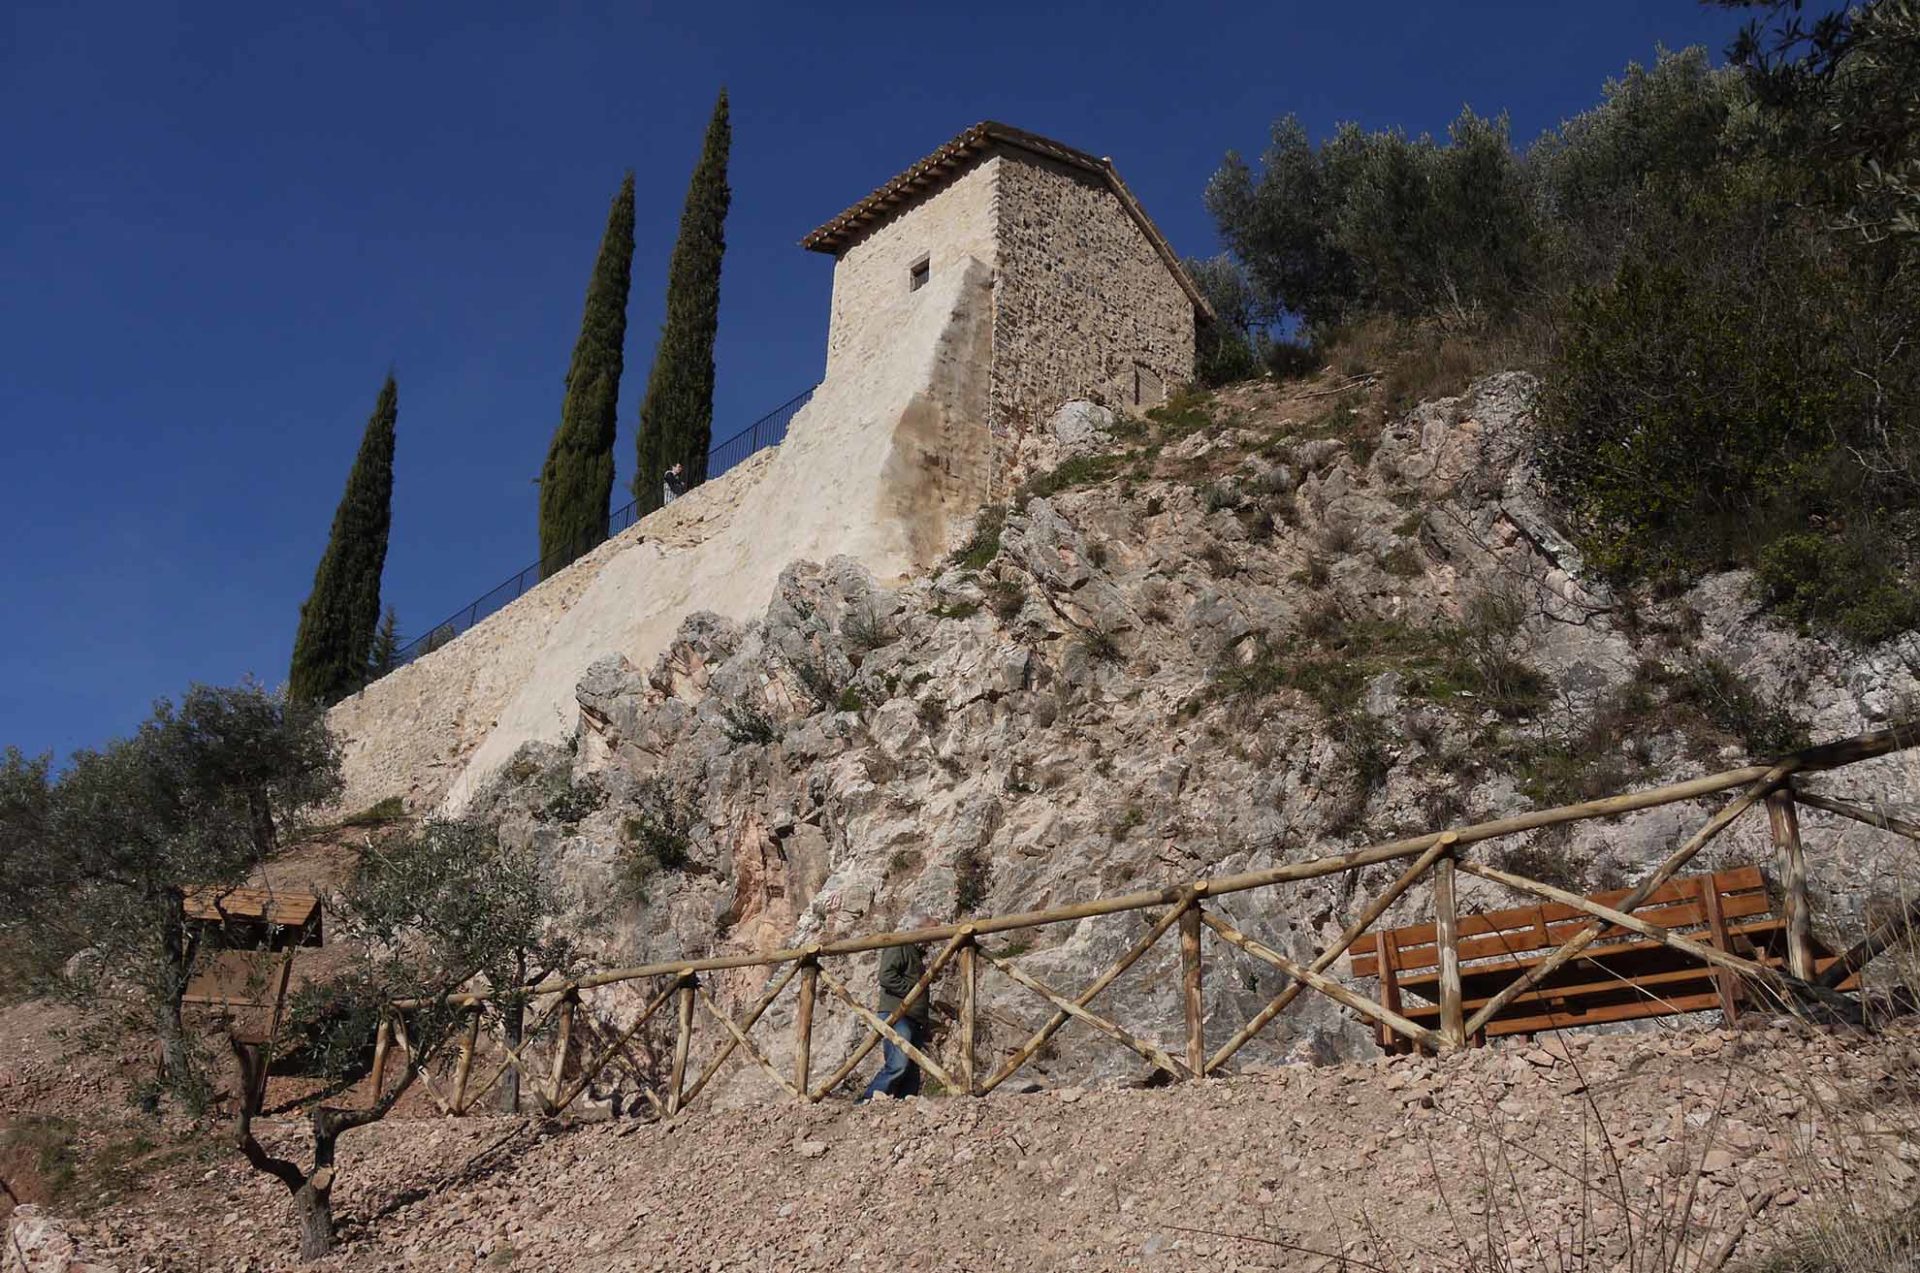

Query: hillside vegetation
left=1197, top=7, right=1920, bottom=644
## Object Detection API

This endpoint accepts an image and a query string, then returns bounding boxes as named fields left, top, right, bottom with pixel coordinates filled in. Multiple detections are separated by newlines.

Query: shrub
left=1672, top=656, right=1810, bottom=757
left=1493, top=831, right=1588, bottom=893
left=953, top=843, right=991, bottom=916
left=1077, top=626, right=1124, bottom=665
left=985, top=578, right=1026, bottom=623
left=1377, top=544, right=1424, bottom=578
left=1755, top=533, right=1919, bottom=647
left=540, top=775, right=604, bottom=824
left=840, top=603, right=892, bottom=655
left=719, top=699, right=778, bottom=745
left=786, top=648, right=845, bottom=712
left=1445, top=585, right=1551, bottom=719
left=1017, top=454, right=1128, bottom=506
left=1144, top=388, right=1217, bottom=438
left=340, top=795, right=406, bottom=827
left=950, top=505, right=1007, bottom=570
left=617, top=776, right=695, bottom=900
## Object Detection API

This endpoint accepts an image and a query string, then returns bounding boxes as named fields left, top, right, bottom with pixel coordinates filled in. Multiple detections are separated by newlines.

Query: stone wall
left=989, top=152, right=1195, bottom=494
left=822, top=156, right=999, bottom=383
left=328, top=259, right=997, bottom=815
left=324, top=450, right=776, bottom=813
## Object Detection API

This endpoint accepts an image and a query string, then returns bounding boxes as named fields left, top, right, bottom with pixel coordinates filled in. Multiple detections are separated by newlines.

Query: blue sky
left=0, top=1, right=1752, bottom=761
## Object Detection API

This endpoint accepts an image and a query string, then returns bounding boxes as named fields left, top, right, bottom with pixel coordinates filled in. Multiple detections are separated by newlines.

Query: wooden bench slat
left=1399, top=961, right=1733, bottom=1017
left=1382, top=917, right=1789, bottom=989
left=1352, top=866, right=1765, bottom=959
left=1352, top=892, right=1775, bottom=976
left=1344, top=866, right=1850, bottom=1045
left=1398, top=950, right=1859, bottom=1021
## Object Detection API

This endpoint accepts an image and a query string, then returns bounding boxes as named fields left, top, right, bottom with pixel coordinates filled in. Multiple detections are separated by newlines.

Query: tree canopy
left=540, top=174, right=636, bottom=577
left=0, top=683, right=340, bottom=1105
left=289, top=375, right=398, bottom=703
left=634, top=89, right=731, bottom=513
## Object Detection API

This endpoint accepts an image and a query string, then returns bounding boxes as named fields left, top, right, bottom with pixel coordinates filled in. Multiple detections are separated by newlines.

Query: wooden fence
left=371, top=723, right=1920, bottom=1117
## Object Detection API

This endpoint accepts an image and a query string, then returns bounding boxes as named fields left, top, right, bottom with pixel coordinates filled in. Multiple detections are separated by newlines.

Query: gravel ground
left=17, top=1020, right=1918, bottom=1272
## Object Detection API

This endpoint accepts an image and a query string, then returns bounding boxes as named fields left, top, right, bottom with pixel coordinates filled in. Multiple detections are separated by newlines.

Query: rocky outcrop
left=3, top=1206, right=116, bottom=1273
left=461, top=373, right=1920, bottom=1100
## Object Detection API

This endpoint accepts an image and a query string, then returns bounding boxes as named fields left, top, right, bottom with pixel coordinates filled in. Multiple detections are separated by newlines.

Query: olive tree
left=236, top=816, right=580, bottom=1258
left=0, top=682, right=340, bottom=1105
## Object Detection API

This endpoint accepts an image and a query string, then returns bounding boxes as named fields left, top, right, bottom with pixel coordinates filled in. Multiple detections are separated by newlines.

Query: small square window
left=909, top=256, right=930, bottom=292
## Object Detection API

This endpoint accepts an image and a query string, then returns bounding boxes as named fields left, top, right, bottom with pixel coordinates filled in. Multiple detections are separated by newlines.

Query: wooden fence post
left=1434, top=849, right=1464, bottom=1050
left=1180, top=894, right=1206, bottom=1079
left=668, top=973, right=696, bottom=1115
left=794, top=958, right=817, bottom=1100
left=546, top=994, right=575, bottom=1110
left=368, top=1015, right=392, bottom=1107
left=451, top=1006, right=482, bottom=1116
left=957, top=938, right=977, bottom=1097
left=1767, top=788, right=1814, bottom=980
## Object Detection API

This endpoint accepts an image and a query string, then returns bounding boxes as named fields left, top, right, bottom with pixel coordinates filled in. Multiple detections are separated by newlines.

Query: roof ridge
left=799, top=122, right=1212, bottom=322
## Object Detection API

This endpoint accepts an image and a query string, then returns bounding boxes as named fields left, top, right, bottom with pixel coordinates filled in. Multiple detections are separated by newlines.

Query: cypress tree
left=289, top=375, right=397, bottom=704
left=539, top=174, right=636, bottom=575
left=367, top=606, right=402, bottom=679
left=634, top=89, right=731, bottom=513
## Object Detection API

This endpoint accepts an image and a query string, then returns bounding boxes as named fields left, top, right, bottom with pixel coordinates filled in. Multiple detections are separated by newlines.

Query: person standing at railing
left=662, top=461, right=688, bottom=505
left=858, top=913, right=938, bottom=1102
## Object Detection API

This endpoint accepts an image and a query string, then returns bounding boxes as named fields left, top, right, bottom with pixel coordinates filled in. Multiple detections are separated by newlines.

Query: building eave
left=800, top=121, right=1214, bottom=324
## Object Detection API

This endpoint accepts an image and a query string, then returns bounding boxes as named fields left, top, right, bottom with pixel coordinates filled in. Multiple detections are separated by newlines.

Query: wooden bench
left=1349, top=866, right=1856, bottom=1051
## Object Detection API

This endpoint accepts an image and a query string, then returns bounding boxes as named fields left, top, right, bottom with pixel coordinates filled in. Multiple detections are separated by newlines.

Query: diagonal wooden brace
left=979, top=948, right=1189, bottom=1079
left=1792, top=789, right=1920, bottom=843
left=808, top=933, right=965, bottom=1100
left=387, top=1011, right=455, bottom=1116
left=680, top=964, right=803, bottom=1106
left=979, top=895, right=1191, bottom=1095
left=460, top=992, right=572, bottom=1113
left=552, top=979, right=678, bottom=1112
left=1456, top=859, right=1808, bottom=1012
left=1463, top=762, right=1796, bottom=1038
left=813, top=962, right=959, bottom=1095
left=1200, top=910, right=1446, bottom=1053
left=1208, top=835, right=1458, bottom=1073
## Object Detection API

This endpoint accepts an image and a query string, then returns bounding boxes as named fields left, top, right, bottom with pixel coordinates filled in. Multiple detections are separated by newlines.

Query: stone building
left=802, top=121, right=1212, bottom=490
left=329, top=122, right=1209, bottom=814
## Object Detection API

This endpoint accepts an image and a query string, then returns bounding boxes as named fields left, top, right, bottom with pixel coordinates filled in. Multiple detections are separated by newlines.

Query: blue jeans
left=857, top=1017, right=925, bottom=1102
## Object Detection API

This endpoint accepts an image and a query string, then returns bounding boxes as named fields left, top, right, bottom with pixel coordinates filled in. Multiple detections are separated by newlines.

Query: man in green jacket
left=858, top=914, right=937, bottom=1102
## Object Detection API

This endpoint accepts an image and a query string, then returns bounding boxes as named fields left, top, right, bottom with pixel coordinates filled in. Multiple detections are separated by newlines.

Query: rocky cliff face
left=469, top=372, right=1920, bottom=1098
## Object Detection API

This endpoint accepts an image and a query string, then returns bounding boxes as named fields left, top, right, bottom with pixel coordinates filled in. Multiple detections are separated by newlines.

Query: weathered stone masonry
left=990, top=151, right=1195, bottom=450
left=803, top=121, right=1209, bottom=499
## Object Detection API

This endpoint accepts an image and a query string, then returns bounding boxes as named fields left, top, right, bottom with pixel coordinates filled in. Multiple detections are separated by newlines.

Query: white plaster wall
left=325, top=449, right=777, bottom=812
left=328, top=257, right=998, bottom=814
left=822, top=156, right=999, bottom=383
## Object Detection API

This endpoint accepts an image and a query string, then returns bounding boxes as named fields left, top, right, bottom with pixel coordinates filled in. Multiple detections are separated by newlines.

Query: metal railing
left=370, top=387, right=815, bottom=681
left=369, top=723, right=1920, bottom=1118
